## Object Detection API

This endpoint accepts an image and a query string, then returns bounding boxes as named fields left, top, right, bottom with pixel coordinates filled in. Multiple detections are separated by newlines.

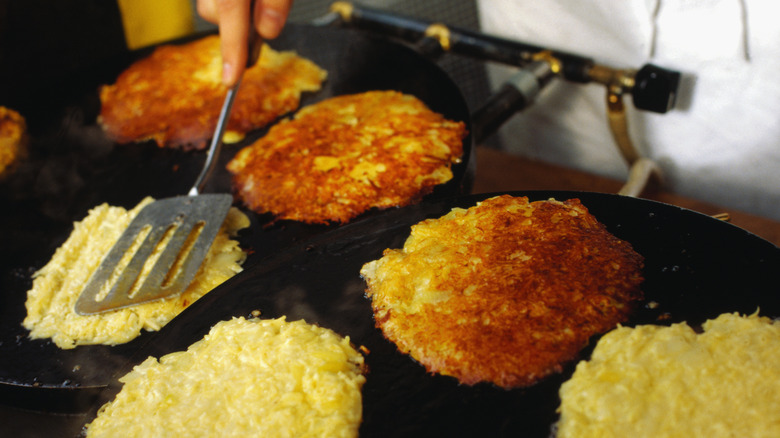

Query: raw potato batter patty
left=556, top=312, right=780, bottom=438
left=227, top=90, right=467, bottom=224
left=23, top=198, right=249, bottom=349
left=360, top=195, right=645, bottom=388
left=86, top=317, right=366, bottom=437
left=99, top=35, right=326, bottom=149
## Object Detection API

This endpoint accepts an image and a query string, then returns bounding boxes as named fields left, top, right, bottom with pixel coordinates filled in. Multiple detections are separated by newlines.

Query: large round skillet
left=0, top=23, right=474, bottom=409
left=71, top=190, right=778, bottom=437
left=4, top=190, right=779, bottom=436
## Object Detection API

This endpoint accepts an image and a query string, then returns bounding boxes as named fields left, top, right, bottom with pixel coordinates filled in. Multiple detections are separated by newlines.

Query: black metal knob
left=631, top=64, right=681, bottom=113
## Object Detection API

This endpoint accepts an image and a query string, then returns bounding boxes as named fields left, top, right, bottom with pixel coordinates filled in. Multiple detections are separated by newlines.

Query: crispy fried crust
left=99, top=35, right=327, bottom=150
left=227, top=90, right=467, bottom=224
left=360, top=195, right=645, bottom=389
left=0, top=106, right=27, bottom=179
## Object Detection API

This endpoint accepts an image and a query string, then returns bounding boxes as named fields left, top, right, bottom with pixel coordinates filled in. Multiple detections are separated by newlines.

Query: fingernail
left=259, top=9, right=284, bottom=39
left=222, top=62, right=235, bottom=85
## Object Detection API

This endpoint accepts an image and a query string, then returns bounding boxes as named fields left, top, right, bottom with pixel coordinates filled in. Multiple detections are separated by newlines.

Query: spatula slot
left=92, top=224, right=152, bottom=303
left=160, top=221, right=206, bottom=290
left=75, top=195, right=233, bottom=315
left=126, top=222, right=182, bottom=300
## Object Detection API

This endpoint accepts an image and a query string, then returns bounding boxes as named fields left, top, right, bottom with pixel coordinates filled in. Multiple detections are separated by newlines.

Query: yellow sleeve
left=117, top=0, right=195, bottom=50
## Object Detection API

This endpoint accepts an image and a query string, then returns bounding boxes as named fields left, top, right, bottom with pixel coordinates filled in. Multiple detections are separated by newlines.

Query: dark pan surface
left=75, top=190, right=778, bottom=438
left=0, top=23, right=473, bottom=409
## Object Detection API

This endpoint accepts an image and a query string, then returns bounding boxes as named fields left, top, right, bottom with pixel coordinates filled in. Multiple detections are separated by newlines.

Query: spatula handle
left=188, top=86, right=238, bottom=196
left=189, top=3, right=262, bottom=197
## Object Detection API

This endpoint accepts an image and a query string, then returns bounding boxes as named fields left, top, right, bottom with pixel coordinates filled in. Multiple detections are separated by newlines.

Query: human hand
left=197, top=0, right=294, bottom=86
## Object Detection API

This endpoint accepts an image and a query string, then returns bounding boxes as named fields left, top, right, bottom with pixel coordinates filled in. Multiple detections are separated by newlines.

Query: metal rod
left=322, top=2, right=595, bottom=82
left=188, top=81, right=240, bottom=197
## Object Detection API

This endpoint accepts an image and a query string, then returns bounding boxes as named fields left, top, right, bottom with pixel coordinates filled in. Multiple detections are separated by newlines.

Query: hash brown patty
left=556, top=312, right=780, bottom=438
left=227, top=90, right=467, bottom=224
left=0, top=106, right=27, bottom=179
left=360, top=195, right=645, bottom=389
left=86, top=317, right=366, bottom=437
left=23, top=198, right=249, bottom=349
left=99, top=35, right=326, bottom=149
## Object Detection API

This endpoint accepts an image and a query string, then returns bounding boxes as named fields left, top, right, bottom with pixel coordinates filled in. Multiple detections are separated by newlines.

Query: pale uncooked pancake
left=86, top=317, right=366, bottom=437
left=23, top=197, right=249, bottom=348
left=556, top=311, right=780, bottom=438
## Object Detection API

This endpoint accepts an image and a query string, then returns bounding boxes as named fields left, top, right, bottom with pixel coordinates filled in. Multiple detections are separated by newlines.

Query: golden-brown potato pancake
left=227, top=90, right=467, bottom=224
left=86, top=317, right=366, bottom=437
left=0, top=106, right=27, bottom=179
left=557, top=312, right=780, bottom=438
left=360, top=195, right=644, bottom=389
left=99, top=35, right=327, bottom=149
left=23, top=197, right=249, bottom=349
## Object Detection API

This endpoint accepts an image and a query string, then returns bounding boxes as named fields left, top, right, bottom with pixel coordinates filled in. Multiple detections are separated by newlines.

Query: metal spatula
left=75, top=31, right=262, bottom=316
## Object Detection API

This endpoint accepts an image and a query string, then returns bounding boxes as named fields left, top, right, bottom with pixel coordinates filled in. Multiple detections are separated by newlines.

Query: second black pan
left=69, top=190, right=779, bottom=438
left=0, top=23, right=475, bottom=409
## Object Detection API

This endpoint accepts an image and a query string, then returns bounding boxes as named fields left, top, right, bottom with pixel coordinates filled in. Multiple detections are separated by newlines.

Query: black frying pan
left=64, top=189, right=780, bottom=437
left=0, top=23, right=476, bottom=410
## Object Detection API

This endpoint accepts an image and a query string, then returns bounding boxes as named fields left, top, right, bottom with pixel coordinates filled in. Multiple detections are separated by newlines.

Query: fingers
left=198, top=0, right=250, bottom=86
left=196, top=0, right=294, bottom=86
left=256, top=0, right=293, bottom=39
left=195, top=0, right=218, bottom=23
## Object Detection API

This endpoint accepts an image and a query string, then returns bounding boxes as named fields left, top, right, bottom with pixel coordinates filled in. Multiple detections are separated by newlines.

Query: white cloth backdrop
left=477, top=0, right=780, bottom=221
